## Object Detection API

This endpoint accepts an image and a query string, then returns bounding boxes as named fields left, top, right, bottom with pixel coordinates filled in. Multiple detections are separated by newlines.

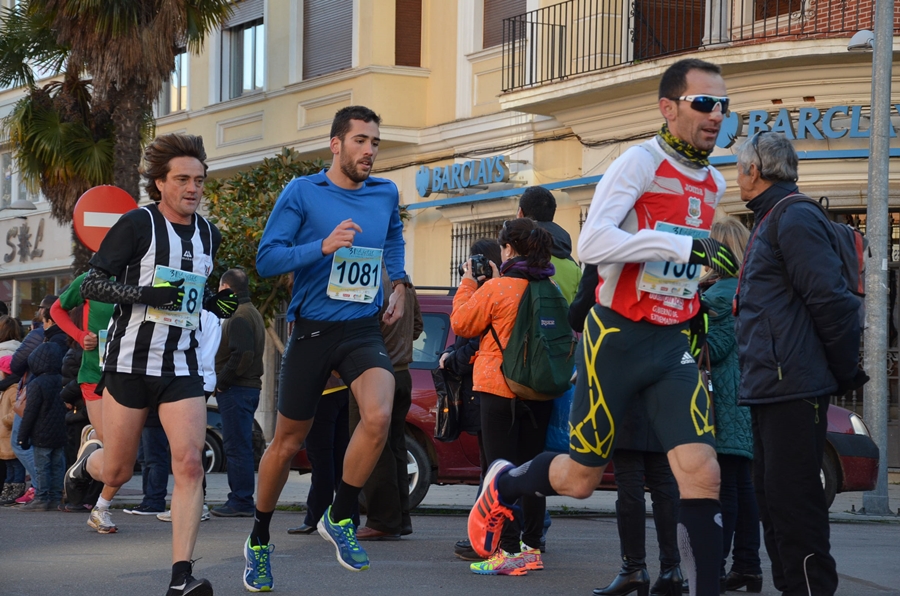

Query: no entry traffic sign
left=73, top=186, right=137, bottom=252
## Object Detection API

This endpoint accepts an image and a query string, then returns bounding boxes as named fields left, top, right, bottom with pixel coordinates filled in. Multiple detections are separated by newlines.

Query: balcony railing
left=502, top=0, right=895, bottom=92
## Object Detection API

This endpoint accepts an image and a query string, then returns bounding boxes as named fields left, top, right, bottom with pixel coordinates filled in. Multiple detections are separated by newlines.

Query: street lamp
left=850, top=8, right=893, bottom=517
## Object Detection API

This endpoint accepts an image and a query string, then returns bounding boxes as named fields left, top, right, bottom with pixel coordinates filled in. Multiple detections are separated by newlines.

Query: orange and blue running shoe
left=520, top=542, right=543, bottom=570
left=467, top=459, right=515, bottom=558
left=470, top=550, right=528, bottom=576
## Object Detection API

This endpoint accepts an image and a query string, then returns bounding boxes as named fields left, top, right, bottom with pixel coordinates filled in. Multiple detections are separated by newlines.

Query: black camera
left=458, top=254, right=492, bottom=280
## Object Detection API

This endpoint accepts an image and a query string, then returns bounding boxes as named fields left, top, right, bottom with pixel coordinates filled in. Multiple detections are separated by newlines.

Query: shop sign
left=716, top=104, right=900, bottom=148
left=416, top=155, right=509, bottom=197
left=4, top=218, right=44, bottom=263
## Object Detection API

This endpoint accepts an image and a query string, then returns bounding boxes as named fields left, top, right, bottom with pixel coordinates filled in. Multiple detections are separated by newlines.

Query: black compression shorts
left=278, top=316, right=393, bottom=421
left=100, top=372, right=205, bottom=410
left=568, top=305, right=715, bottom=468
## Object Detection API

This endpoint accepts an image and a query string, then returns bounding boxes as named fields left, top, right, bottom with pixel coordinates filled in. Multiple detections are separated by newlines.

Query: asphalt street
left=2, top=497, right=898, bottom=595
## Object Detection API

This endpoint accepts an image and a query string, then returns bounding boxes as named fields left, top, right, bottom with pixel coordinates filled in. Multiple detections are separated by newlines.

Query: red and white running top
left=578, top=138, right=726, bottom=325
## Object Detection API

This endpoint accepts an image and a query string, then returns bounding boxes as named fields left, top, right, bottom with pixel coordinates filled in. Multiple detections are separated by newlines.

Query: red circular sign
left=73, top=186, right=138, bottom=252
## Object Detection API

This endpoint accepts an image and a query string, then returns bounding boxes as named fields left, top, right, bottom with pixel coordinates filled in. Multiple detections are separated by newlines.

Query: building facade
left=1, top=0, right=898, bottom=458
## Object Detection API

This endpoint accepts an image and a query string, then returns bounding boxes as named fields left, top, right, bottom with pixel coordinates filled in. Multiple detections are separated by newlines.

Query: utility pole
left=861, top=0, right=895, bottom=516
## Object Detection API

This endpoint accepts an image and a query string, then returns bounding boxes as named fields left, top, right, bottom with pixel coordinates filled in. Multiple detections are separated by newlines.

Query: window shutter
left=224, top=0, right=264, bottom=28
left=483, top=0, right=525, bottom=49
left=395, top=0, right=422, bottom=67
left=303, top=0, right=352, bottom=79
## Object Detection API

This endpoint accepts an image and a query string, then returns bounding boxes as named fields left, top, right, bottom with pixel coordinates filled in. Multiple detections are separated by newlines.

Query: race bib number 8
left=638, top=223, right=710, bottom=299
left=327, top=246, right=383, bottom=303
left=144, top=265, right=207, bottom=329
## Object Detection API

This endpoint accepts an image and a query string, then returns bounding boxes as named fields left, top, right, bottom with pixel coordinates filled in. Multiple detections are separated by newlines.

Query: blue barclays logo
left=715, top=104, right=900, bottom=148
left=415, top=155, right=510, bottom=197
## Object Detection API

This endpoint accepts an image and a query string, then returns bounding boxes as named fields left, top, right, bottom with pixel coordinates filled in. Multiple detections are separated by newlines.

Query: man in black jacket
left=734, top=132, right=867, bottom=596
left=210, top=268, right=266, bottom=517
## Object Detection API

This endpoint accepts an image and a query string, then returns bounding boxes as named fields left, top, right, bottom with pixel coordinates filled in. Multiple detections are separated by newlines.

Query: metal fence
left=503, top=0, right=893, bottom=91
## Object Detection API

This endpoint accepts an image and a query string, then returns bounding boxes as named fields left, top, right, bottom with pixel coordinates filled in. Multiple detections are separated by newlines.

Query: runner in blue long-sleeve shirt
left=242, top=106, right=411, bottom=592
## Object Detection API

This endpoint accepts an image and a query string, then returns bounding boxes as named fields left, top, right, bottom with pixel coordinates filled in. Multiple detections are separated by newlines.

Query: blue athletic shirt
left=257, top=169, right=407, bottom=322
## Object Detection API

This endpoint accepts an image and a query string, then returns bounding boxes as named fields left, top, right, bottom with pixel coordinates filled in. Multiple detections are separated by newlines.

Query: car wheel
left=821, top=450, right=838, bottom=510
left=405, top=434, right=433, bottom=510
left=204, top=430, right=224, bottom=474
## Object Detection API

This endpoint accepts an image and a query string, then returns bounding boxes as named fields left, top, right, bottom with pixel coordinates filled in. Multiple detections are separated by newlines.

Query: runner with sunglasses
left=467, top=58, right=737, bottom=596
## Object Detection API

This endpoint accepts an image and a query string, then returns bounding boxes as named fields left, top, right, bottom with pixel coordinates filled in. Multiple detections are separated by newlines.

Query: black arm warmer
left=81, top=267, right=143, bottom=305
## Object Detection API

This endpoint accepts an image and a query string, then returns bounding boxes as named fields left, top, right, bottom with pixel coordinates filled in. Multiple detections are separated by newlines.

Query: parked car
left=291, top=288, right=879, bottom=510
left=823, top=403, right=879, bottom=508
left=205, top=402, right=267, bottom=474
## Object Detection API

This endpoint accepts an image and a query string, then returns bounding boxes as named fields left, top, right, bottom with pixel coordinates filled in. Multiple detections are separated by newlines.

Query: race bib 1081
left=144, top=265, right=207, bottom=329
left=638, top=222, right=710, bottom=299
left=327, top=246, right=383, bottom=303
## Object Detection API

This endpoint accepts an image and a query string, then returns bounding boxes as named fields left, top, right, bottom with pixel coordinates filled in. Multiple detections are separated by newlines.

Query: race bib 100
left=638, top=223, right=710, bottom=299
left=144, top=265, right=207, bottom=329
left=327, top=246, right=383, bottom=303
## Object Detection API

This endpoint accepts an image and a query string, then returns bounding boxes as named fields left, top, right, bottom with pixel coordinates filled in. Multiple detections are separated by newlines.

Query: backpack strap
left=765, top=193, right=827, bottom=302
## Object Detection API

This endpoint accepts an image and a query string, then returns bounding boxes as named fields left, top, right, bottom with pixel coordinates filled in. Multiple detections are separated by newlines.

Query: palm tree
left=27, top=0, right=234, bottom=200
left=0, top=1, right=233, bottom=270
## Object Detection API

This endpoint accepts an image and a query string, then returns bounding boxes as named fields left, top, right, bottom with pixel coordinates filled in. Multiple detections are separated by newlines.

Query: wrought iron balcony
left=502, top=0, right=894, bottom=92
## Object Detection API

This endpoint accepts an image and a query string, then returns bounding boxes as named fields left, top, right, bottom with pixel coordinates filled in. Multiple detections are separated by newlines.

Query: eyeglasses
left=674, top=95, right=730, bottom=115
left=750, top=131, right=770, bottom=179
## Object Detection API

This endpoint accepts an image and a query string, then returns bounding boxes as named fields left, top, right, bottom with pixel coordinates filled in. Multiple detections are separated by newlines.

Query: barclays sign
left=715, top=104, right=900, bottom=148
left=416, top=155, right=509, bottom=197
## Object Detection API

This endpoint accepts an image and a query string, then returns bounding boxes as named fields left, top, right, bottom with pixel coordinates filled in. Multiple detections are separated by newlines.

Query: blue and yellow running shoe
left=243, top=536, right=274, bottom=592
left=317, top=505, right=370, bottom=571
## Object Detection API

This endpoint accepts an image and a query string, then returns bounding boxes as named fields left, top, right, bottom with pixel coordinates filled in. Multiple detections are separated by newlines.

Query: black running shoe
left=64, top=439, right=102, bottom=507
left=165, top=574, right=213, bottom=596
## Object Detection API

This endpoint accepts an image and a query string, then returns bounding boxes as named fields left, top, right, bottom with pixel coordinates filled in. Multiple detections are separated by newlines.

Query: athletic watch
left=391, top=275, right=412, bottom=289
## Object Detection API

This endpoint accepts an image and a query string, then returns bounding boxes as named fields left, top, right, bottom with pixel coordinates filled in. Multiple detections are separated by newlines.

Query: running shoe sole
left=65, top=439, right=102, bottom=506
left=467, top=459, right=514, bottom=558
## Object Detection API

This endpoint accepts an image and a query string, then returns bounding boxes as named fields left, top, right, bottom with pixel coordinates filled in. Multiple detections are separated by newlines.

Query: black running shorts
left=101, top=372, right=205, bottom=410
left=278, top=316, right=393, bottom=421
left=568, top=305, right=715, bottom=468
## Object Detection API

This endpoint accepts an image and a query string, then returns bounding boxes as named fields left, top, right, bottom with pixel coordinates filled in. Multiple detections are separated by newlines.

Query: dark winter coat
left=17, top=342, right=66, bottom=449
left=61, top=345, right=87, bottom=426
left=736, top=182, right=862, bottom=405
left=441, top=335, right=480, bottom=433
left=11, top=327, right=43, bottom=376
left=702, top=277, right=752, bottom=459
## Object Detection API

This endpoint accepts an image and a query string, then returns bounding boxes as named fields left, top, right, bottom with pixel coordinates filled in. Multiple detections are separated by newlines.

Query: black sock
left=250, top=509, right=274, bottom=546
left=331, top=481, right=362, bottom=522
left=170, top=560, right=192, bottom=585
left=677, top=498, right=723, bottom=596
left=497, top=452, right=559, bottom=502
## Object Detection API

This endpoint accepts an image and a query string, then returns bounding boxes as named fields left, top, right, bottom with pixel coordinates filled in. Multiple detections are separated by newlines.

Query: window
left=483, top=0, right=526, bottom=49
left=157, top=50, right=188, bottom=116
left=633, top=0, right=705, bottom=61
left=303, top=0, right=352, bottom=79
left=228, top=20, right=264, bottom=99
left=395, top=0, right=422, bottom=67
left=0, top=151, right=38, bottom=209
left=450, top=218, right=505, bottom=285
left=411, top=313, right=450, bottom=369
left=219, top=0, right=265, bottom=101
left=755, top=0, right=803, bottom=21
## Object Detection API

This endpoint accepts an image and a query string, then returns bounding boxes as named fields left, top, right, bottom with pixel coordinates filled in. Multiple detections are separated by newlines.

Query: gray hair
left=735, top=132, right=798, bottom=183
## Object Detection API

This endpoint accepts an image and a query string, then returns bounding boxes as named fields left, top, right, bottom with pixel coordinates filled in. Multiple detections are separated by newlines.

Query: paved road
left=2, top=503, right=898, bottom=595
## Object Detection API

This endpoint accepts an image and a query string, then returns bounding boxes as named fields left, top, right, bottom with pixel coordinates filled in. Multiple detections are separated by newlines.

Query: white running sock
left=96, top=497, right=112, bottom=511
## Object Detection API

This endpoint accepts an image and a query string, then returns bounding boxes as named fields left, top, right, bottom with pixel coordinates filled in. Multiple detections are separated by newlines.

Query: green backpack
left=489, top=279, right=577, bottom=401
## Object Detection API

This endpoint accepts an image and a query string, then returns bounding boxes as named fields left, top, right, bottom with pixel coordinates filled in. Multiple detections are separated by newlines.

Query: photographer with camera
left=451, top=219, right=556, bottom=576
left=443, top=239, right=501, bottom=561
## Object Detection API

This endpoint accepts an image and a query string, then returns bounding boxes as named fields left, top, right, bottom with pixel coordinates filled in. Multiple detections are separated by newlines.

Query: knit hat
left=0, top=355, right=12, bottom=375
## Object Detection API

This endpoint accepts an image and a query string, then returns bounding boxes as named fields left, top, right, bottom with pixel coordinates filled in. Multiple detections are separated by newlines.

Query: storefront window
left=13, top=273, right=73, bottom=323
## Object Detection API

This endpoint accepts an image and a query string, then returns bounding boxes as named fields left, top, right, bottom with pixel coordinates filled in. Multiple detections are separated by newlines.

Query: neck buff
left=656, top=122, right=711, bottom=169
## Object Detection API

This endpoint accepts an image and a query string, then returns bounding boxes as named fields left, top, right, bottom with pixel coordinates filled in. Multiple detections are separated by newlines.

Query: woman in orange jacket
left=451, top=217, right=556, bottom=577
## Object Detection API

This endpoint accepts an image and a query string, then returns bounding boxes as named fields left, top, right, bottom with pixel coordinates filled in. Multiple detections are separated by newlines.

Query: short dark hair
left=140, top=134, right=208, bottom=202
left=659, top=58, right=722, bottom=100
left=470, top=238, right=502, bottom=269
left=220, top=268, right=249, bottom=294
left=519, top=187, right=557, bottom=222
left=330, top=106, right=381, bottom=141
